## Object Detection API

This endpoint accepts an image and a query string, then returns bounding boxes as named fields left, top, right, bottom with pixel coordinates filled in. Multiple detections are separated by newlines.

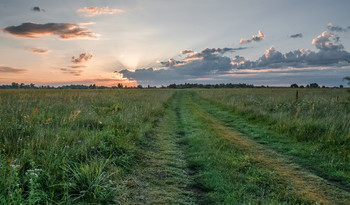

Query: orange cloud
left=0, top=66, right=26, bottom=73
left=240, top=30, right=265, bottom=44
left=71, top=52, right=93, bottom=64
left=2, top=22, right=97, bottom=39
left=30, top=47, right=50, bottom=54
left=77, top=7, right=124, bottom=17
left=60, top=68, right=83, bottom=76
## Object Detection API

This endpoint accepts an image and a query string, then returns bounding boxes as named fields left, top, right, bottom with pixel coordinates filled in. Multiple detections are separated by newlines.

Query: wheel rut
left=119, top=93, right=199, bottom=204
left=188, top=92, right=350, bottom=205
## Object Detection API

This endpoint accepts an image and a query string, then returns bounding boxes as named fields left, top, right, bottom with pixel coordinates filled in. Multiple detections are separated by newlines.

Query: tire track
left=119, top=93, right=197, bottom=205
left=187, top=92, right=350, bottom=205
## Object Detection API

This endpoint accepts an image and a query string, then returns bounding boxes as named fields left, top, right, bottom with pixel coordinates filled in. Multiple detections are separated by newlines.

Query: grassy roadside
left=0, top=89, right=174, bottom=204
left=190, top=90, right=350, bottom=190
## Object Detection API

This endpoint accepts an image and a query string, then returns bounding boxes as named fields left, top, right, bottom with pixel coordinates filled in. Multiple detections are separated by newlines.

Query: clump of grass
left=62, top=159, right=117, bottom=203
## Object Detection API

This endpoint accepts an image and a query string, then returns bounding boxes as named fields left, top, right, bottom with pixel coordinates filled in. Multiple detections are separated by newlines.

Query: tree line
left=0, top=82, right=347, bottom=89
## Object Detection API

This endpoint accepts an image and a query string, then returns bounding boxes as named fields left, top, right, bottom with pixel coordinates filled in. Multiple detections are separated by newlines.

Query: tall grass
left=196, top=88, right=350, bottom=154
left=0, top=89, right=173, bottom=204
left=195, top=88, right=350, bottom=185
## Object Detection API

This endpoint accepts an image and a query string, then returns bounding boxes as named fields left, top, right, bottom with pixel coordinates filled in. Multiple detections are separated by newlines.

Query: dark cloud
left=119, top=53, right=233, bottom=84
left=60, top=68, right=83, bottom=76
left=0, top=66, right=26, bottom=73
left=158, top=47, right=247, bottom=70
left=70, top=65, right=86, bottom=69
left=290, top=33, right=303, bottom=38
left=59, top=65, right=87, bottom=76
left=231, top=55, right=247, bottom=64
left=181, top=49, right=195, bottom=55
left=71, top=52, right=93, bottom=64
left=30, top=47, right=50, bottom=54
left=2, top=22, right=97, bottom=39
left=240, top=30, right=265, bottom=44
left=60, top=53, right=91, bottom=76
left=160, top=58, right=186, bottom=67
left=184, top=47, right=246, bottom=60
left=327, top=23, right=349, bottom=32
left=31, top=6, right=45, bottom=12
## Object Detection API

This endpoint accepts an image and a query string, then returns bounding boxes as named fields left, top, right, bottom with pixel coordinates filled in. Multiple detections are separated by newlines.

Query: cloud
left=233, top=32, right=350, bottom=70
left=31, top=6, right=45, bottom=12
left=77, top=7, right=124, bottom=17
left=70, top=65, right=86, bottom=69
left=2, top=22, right=97, bottom=39
left=117, top=47, right=246, bottom=84
left=160, top=58, right=186, bottom=67
left=71, top=52, right=93, bottom=64
left=116, top=31, right=350, bottom=85
left=184, top=47, right=246, bottom=60
left=60, top=68, right=83, bottom=76
left=312, top=31, right=343, bottom=51
left=181, top=49, right=196, bottom=55
left=60, top=53, right=91, bottom=76
left=231, top=55, right=249, bottom=65
left=0, top=66, right=26, bottom=73
left=157, top=47, right=247, bottom=70
left=59, top=65, right=87, bottom=76
left=30, top=47, right=50, bottom=54
left=119, top=48, right=235, bottom=84
left=327, top=23, right=350, bottom=32
left=290, top=33, right=303, bottom=38
left=240, top=30, right=265, bottom=44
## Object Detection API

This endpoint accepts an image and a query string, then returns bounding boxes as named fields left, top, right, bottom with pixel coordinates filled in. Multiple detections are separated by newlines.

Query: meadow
left=1, top=88, right=350, bottom=204
left=0, top=89, right=173, bottom=204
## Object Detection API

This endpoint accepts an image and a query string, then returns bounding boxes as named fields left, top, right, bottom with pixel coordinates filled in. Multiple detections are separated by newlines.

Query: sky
left=1, top=0, right=350, bottom=87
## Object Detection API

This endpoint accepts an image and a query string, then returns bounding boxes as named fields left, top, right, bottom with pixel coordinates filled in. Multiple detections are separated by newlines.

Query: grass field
left=1, top=88, right=350, bottom=204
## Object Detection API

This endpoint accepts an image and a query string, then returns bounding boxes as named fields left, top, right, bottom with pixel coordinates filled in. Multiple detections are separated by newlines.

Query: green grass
left=0, top=89, right=174, bottom=204
left=1, top=88, right=350, bottom=204
left=193, top=88, right=350, bottom=188
left=175, top=91, right=317, bottom=204
left=118, top=93, right=196, bottom=204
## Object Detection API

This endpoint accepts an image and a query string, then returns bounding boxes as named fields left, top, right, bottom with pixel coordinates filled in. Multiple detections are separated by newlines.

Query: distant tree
left=11, top=82, right=19, bottom=89
left=137, top=85, right=143, bottom=89
left=290, top=83, right=298, bottom=88
left=300, top=85, right=305, bottom=88
left=340, top=84, right=344, bottom=88
left=309, top=83, right=319, bottom=88
left=168, top=83, right=177, bottom=88
left=89, top=84, right=96, bottom=89
left=117, top=83, right=123, bottom=88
